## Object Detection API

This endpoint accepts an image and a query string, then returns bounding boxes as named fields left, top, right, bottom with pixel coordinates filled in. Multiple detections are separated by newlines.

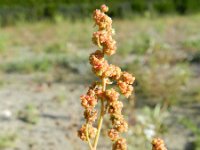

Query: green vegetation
left=180, top=118, right=200, bottom=150
left=1, top=0, right=200, bottom=26
left=0, top=133, right=17, bottom=149
left=182, top=38, right=200, bottom=52
left=17, top=104, right=40, bottom=124
left=127, top=42, right=190, bottom=106
left=181, top=37, right=200, bottom=63
left=1, top=57, right=53, bottom=73
left=118, top=33, right=150, bottom=56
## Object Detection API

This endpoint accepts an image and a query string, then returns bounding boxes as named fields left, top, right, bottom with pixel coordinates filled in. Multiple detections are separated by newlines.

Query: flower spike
left=78, top=4, right=135, bottom=150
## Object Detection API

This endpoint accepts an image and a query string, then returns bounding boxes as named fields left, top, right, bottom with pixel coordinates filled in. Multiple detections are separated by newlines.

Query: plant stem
left=93, top=78, right=106, bottom=150
left=86, top=123, right=93, bottom=150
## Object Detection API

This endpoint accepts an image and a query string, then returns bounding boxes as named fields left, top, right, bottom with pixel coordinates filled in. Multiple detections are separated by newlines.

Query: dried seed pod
left=101, top=4, right=109, bottom=13
left=117, top=81, right=134, bottom=98
left=84, top=108, right=98, bottom=123
left=108, top=129, right=119, bottom=141
left=105, top=88, right=120, bottom=102
left=121, top=72, right=135, bottom=84
left=77, top=124, right=97, bottom=141
left=112, top=138, right=127, bottom=150
left=80, top=93, right=97, bottom=109
left=108, top=101, right=123, bottom=114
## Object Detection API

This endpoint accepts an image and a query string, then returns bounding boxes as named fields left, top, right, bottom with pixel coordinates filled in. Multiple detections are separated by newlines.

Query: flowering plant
left=77, top=4, right=167, bottom=150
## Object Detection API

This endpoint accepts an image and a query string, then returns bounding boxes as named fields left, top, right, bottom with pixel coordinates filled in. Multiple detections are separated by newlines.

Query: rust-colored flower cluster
left=152, top=138, right=167, bottom=150
left=78, top=4, right=135, bottom=150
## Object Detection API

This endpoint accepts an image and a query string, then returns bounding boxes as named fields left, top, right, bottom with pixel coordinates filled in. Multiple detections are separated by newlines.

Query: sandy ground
left=0, top=71, right=199, bottom=150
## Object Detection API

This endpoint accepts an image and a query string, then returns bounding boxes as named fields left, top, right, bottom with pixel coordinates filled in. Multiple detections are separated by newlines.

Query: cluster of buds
left=78, top=4, right=135, bottom=150
left=77, top=124, right=97, bottom=141
left=152, top=138, right=168, bottom=150
left=78, top=87, right=98, bottom=142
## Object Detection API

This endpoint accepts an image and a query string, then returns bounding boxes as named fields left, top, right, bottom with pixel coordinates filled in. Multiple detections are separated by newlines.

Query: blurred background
left=0, top=0, right=200, bottom=150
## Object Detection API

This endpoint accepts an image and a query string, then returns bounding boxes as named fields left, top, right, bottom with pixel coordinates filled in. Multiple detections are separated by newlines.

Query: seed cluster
left=78, top=4, right=135, bottom=150
left=152, top=138, right=167, bottom=150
